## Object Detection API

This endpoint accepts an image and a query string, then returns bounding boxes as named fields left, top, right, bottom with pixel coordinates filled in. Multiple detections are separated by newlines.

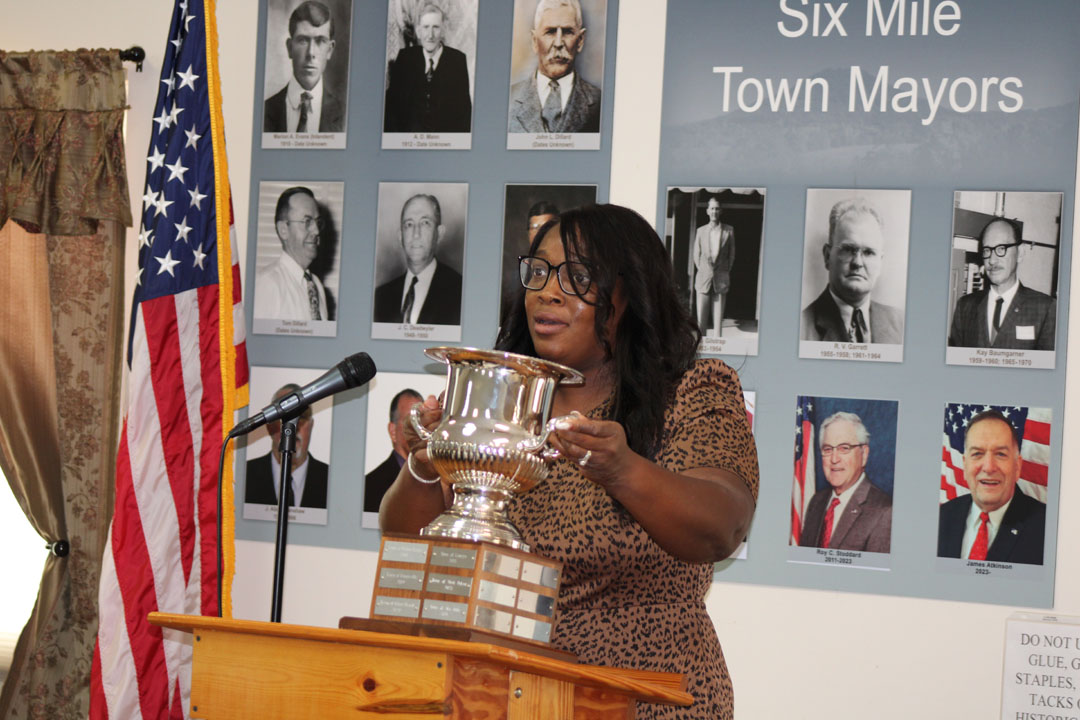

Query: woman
left=380, top=204, right=758, bottom=719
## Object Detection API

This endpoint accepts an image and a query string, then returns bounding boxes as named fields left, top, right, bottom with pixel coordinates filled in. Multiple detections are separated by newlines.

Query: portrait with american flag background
left=940, top=402, right=1051, bottom=506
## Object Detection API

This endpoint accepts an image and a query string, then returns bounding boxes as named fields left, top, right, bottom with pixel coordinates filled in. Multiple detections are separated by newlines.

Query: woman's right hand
left=405, top=394, right=443, bottom=479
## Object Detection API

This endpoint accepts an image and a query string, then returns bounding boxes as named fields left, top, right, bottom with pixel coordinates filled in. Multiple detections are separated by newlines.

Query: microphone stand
left=269, top=417, right=298, bottom=623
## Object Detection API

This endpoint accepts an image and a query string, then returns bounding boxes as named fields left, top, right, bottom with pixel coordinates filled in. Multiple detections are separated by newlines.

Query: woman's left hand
left=549, top=411, right=636, bottom=490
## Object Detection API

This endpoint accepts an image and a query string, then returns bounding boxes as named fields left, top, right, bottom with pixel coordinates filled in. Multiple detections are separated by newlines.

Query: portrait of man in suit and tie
left=363, top=388, right=423, bottom=516
left=245, top=383, right=330, bottom=513
left=372, top=183, right=466, bottom=337
left=507, top=0, right=607, bottom=147
left=252, top=182, right=343, bottom=335
left=692, top=196, right=735, bottom=338
left=799, top=411, right=893, bottom=554
left=938, top=409, right=1046, bottom=565
left=383, top=1, right=475, bottom=135
left=947, top=215, right=1057, bottom=352
left=799, top=189, right=910, bottom=360
left=262, top=0, right=351, bottom=147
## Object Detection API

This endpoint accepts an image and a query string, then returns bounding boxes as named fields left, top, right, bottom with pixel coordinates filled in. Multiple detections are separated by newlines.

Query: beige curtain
left=0, top=49, right=130, bottom=719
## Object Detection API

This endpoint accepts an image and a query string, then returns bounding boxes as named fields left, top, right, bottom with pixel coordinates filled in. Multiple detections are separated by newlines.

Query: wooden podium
left=149, top=612, right=692, bottom=719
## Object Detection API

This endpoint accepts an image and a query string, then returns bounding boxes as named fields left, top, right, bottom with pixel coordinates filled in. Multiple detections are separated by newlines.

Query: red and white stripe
left=791, top=417, right=814, bottom=545
left=93, top=286, right=224, bottom=719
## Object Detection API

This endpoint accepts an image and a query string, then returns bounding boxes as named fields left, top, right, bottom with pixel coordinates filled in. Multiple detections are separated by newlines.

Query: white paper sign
left=1002, top=613, right=1080, bottom=718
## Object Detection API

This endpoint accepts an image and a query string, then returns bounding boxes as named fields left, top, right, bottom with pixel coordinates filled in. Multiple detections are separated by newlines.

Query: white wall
left=4, top=2, right=1079, bottom=717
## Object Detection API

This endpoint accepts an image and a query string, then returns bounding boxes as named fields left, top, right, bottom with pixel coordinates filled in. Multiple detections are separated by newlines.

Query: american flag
left=791, top=396, right=816, bottom=546
left=91, top=1, right=248, bottom=718
left=940, top=403, right=1050, bottom=505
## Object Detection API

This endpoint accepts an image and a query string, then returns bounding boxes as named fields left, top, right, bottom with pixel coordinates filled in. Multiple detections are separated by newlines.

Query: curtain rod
left=119, top=46, right=145, bottom=72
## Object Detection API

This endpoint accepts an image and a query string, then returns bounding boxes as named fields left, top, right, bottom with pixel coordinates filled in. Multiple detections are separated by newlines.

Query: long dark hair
left=496, top=204, right=701, bottom=458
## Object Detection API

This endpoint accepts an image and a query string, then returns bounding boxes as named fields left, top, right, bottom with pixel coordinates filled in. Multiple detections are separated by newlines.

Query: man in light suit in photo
left=799, top=412, right=892, bottom=553
left=692, top=196, right=735, bottom=337
left=384, top=3, right=472, bottom=133
left=264, top=1, right=344, bottom=133
left=938, top=410, right=1045, bottom=565
left=947, top=216, right=1056, bottom=350
left=245, top=384, right=329, bottom=509
left=372, top=193, right=463, bottom=325
left=801, top=197, right=904, bottom=344
left=364, top=388, right=423, bottom=514
left=508, top=0, right=601, bottom=134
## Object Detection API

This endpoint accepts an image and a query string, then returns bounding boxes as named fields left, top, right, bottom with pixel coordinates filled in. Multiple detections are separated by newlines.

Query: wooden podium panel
left=149, top=613, right=692, bottom=719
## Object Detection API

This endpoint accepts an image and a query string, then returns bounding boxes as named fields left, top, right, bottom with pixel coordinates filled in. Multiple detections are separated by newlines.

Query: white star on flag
left=155, top=249, right=180, bottom=276
left=161, top=75, right=175, bottom=94
left=192, top=242, right=207, bottom=269
left=177, top=65, right=199, bottom=91
left=153, top=108, right=172, bottom=133
left=174, top=217, right=193, bottom=242
left=165, top=158, right=189, bottom=184
left=147, top=147, right=166, bottom=171
left=188, top=186, right=207, bottom=210
left=154, top=193, right=174, bottom=217
left=184, top=126, right=202, bottom=149
left=142, top=188, right=157, bottom=209
left=167, top=103, right=184, bottom=126
left=138, top=228, right=154, bottom=248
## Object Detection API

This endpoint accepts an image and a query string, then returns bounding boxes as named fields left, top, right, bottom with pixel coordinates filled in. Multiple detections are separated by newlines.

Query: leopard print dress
left=508, top=359, right=759, bottom=719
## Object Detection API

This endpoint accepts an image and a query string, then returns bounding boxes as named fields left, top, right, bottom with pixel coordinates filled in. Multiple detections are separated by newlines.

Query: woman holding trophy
left=380, top=204, right=759, bottom=719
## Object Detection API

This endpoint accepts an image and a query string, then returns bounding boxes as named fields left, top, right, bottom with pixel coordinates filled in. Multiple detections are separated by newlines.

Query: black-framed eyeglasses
left=283, top=216, right=323, bottom=232
left=980, top=242, right=1019, bottom=259
left=519, top=256, right=594, bottom=296
left=820, top=443, right=865, bottom=457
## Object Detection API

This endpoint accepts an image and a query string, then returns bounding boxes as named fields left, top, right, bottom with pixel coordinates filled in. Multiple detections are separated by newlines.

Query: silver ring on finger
left=578, top=450, right=592, bottom=468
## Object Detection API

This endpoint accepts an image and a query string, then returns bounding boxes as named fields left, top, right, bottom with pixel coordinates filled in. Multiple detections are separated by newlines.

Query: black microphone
left=230, top=352, right=376, bottom=437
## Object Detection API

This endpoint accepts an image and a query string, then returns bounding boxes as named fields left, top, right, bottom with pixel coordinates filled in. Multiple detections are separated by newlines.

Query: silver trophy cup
left=410, top=347, right=583, bottom=550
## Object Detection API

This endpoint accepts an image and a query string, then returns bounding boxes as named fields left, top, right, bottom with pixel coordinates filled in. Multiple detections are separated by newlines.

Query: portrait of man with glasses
left=372, top=183, right=466, bottom=334
left=947, top=211, right=1058, bottom=352
left=799, top=190, right=910, bottom=356
left=792, top=398, right=897, bottom=559
left=253, top=182, right=342, bottom=333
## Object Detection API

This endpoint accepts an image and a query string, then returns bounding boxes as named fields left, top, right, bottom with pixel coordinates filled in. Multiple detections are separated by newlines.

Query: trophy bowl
left=411, top=346, right=584, bottom=550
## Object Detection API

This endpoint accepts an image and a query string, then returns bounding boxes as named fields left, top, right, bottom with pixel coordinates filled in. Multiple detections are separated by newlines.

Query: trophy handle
left=409, top=403, right=433, bottom=441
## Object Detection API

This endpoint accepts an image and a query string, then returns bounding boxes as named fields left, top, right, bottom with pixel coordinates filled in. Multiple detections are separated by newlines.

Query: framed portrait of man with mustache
left=798, top=187, right=912, bottom=363
left=261, top=0, right=353, bottom=149
left=506, top=0, right=609, bottom=150
left=945, top=190, right=1062, bottom=370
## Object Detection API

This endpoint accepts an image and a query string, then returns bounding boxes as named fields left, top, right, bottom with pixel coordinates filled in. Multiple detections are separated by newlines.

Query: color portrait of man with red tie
left=938, top=410, right=1046, bottom=565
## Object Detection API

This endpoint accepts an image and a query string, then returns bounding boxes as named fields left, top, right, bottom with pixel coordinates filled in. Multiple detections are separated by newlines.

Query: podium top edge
left=148, top=612, right=691, bottom=706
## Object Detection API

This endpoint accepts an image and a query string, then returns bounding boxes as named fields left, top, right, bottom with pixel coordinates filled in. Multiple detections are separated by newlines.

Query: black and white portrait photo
left=252, top=181, right=344, bottom=338
left=506, top=0, right=608, bottom=150
left=243, top=366, right=335, bottom=526
left=799, top=188, right=911, bottom=363
left=945, top=191, right=1062, bottom=369
left=371, top=182, right=468, bottom=342
left=499, top=183, right=597, bottom=328
left=382, top=0, right=478, bottom=150
left=261, top=0, right=352, bottom=149
left=664, top=187, right=766, bottom=357
left=790, top=395, right=898, bottom=569
left=361, top=371, right=446, bottom=529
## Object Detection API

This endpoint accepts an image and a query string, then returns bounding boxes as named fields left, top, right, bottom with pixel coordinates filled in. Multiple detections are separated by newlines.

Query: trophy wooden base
left=371, top=533, right=562, bottom=649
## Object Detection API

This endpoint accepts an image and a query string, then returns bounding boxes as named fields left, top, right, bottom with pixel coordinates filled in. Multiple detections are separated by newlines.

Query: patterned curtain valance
left=0, top=49, right=132, bottom=235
